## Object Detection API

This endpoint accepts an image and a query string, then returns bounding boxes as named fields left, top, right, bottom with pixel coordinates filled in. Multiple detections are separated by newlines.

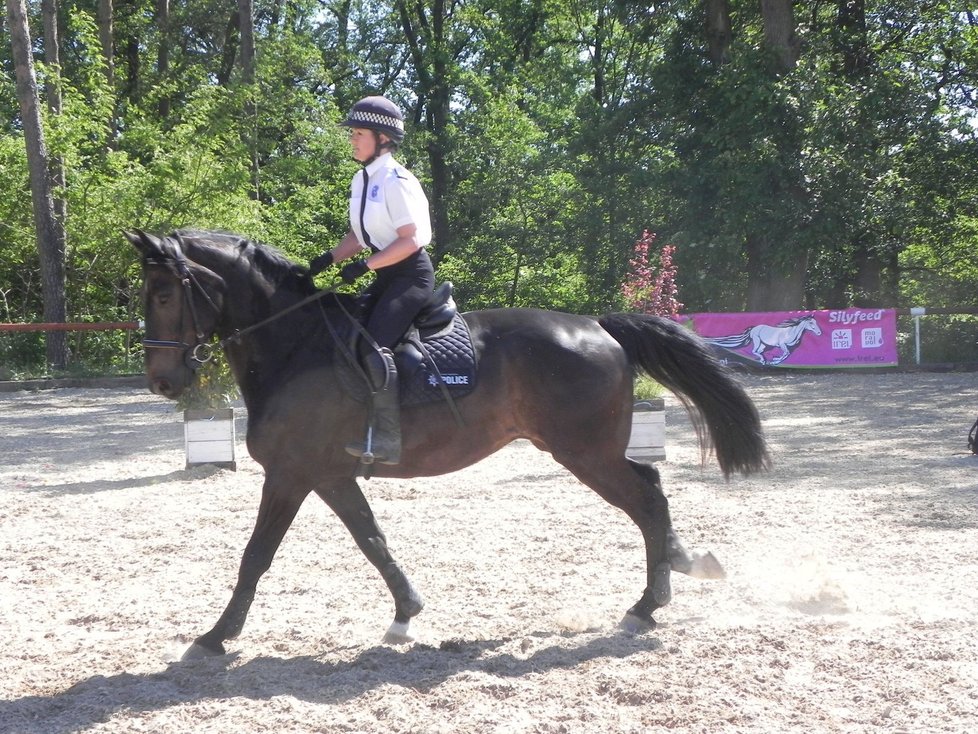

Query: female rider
left=308, top=96, right=434, bottom=465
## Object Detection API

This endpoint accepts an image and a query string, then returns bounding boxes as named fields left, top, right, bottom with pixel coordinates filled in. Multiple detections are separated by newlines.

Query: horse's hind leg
left=619, top=462, right=724, bottom=584
left=558, top=454, right=718, bottom=632
left=314, top=477, right=424, bottom=644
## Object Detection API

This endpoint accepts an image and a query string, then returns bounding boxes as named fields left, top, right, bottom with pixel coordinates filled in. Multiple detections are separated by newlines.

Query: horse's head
left=127, top=229, right=227, bottom=399
left=803, top=315, right=823, bottom=336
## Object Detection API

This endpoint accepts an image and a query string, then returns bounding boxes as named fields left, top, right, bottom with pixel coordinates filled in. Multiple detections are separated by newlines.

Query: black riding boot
left=346, top=347, right=402, bottom=465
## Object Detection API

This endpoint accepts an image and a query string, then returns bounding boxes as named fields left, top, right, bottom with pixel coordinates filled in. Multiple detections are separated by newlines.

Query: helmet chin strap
left=362, top=131, right=395, bottom=166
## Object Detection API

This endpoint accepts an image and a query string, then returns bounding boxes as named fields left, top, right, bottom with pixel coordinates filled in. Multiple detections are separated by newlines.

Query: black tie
left=359, top=168, right=377, bottom=252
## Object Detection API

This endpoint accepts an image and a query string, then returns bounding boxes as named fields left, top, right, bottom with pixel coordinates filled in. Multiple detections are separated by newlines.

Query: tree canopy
left=2, top=0, right=977, bottom=372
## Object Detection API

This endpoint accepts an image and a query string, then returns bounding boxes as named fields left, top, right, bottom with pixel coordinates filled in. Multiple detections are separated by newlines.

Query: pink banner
left=680, top=309, right=899, bottom=368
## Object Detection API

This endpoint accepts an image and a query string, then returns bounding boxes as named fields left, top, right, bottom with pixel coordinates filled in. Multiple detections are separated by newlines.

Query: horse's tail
left=703, top=329, right=752, bottom=349
left=599, top=313, right=770, bottom=478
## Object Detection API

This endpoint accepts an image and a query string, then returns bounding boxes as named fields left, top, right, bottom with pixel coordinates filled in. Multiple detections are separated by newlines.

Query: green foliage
left=633, top=375, right=664, bottom=401
left=4, top=0, right=978, bottom=373
left=248, top=28, right=355, bottom=257
left=0, top=333, right=46, bottom=379
left=446, top=81, right=590, bottom=310
left=176, top=352, right=240, bottom=410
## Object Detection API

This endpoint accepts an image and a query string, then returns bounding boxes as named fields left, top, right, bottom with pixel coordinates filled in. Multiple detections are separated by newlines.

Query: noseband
left=142, top=243, right=221, bottom=372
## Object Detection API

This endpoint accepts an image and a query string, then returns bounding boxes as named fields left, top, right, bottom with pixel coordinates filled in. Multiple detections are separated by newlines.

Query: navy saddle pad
left=396, top=312, right=477, bottom=407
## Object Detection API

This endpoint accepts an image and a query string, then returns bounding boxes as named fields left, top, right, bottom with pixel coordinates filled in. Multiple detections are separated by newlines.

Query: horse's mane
left=776, top=315, right=813, bottom=327
left=174, top=229, right=317, bottom=297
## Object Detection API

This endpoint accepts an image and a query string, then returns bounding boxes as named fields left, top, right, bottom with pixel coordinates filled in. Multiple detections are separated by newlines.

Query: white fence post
left=910, top=307, right=926, bottom=365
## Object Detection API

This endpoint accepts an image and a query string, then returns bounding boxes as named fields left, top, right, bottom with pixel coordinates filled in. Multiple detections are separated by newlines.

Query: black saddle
left=412, top=281, right=457, bottom=337
left=341, top=282, right=477, bottom=406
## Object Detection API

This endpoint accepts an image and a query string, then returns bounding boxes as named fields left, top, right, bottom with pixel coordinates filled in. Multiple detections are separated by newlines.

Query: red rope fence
left=0, top=321, right=141, bottom=332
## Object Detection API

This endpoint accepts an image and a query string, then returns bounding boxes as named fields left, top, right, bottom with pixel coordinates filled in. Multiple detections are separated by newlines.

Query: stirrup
left=346, top=444, right=397, bottom=465
left=345, top=443, right=376, bottom=465
left=345, top=425, right=398, bottom=465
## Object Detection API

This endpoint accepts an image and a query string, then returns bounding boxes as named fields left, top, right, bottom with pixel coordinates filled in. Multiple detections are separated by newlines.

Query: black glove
left=340, top=259, right=370, bottom=285
left=308, top=252, right=334, bottom=277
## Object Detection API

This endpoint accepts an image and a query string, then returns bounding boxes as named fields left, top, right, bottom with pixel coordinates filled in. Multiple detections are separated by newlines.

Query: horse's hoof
left=618, top=612, right=656, bottom=635
left=181, top=641, right=226, bottom=661
left=688, top=550, right=726, bottom=580
left=383, top=620, right=416, bottom=645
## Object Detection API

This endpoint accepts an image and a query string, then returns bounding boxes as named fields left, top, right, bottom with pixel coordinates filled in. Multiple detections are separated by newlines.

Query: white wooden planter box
left=626, top=398, right=665, bottom=462
left=184, top=408, right=237, bottom=470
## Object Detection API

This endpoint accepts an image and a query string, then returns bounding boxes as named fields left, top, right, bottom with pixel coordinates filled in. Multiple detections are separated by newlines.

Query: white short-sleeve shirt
left=350, top=153, right=432, bottom=251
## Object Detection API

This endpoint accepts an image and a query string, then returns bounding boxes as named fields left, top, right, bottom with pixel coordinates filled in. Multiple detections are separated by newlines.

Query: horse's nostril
left=151, top=378, right=172, bottom=396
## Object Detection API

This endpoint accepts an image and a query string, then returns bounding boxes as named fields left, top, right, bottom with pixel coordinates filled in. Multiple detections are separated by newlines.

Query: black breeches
left=363, top=249, right=435, bottom=349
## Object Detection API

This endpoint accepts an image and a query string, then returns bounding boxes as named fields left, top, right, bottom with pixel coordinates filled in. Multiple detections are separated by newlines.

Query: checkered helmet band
left=346, top=108, right=405, bottom=132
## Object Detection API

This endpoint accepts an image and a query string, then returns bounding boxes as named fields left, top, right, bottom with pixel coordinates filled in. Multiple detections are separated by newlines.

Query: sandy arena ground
left=1, top=371, right=977, bottom=733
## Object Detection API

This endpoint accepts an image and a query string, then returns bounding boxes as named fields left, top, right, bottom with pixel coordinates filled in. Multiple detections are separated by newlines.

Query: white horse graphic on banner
left=705, top=314, right=822, bottom=365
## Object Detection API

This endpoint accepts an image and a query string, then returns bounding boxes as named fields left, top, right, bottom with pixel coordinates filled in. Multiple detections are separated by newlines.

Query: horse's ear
left=124, top=229, right=166, bottom=259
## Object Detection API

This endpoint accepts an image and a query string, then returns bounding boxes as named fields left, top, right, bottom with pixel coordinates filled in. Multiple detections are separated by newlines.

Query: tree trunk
left=97, top=0, right=113, bottom=88
left=851, top=240, right=899, bottom=307
left=396, top=0, right=452, bottom=260
left=852, top=240, right=881, bottom=307
left=592, top=5, right=605, bottom=104
left=836, top=0, right=894, bottom=305
left=325, top=0, right=353, bottom=110
left=217, top=11, right=240, bottom=87
left=238, top=0, right=259, bottom=199
left=7, top=0, right=69, bottom=369
left=41, top=0, right=66, bottom=231
left=124, top=31, right=139, bottom=102
left=742, top=0, right=807, bottom=309
left=704, top=0, right=732, bottom=66
left=760, top=0, right=799, bottom=73
left=426, top=79, right=452, bottom=262
left=156, top=0, right=170, bottom=117
left=837, top=0, right=869, bottom=77
left=745, top=233, right=808, bottom=311
left=238, top=0, right=254, bottom=84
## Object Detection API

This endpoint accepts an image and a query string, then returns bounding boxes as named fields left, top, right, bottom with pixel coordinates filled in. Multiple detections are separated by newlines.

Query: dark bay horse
left=127, top=229, right=769, bottom=660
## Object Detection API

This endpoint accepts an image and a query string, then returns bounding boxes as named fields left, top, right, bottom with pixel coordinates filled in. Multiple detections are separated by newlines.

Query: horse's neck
left=786, top=323, right=806, bottom=344
left=223, top=289, right=336, bottom=413
left=179, top=236, right=336, bottom=409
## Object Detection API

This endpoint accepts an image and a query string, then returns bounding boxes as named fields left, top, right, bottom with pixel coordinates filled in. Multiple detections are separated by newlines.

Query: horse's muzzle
left=149, top=374, right=186, bottom=400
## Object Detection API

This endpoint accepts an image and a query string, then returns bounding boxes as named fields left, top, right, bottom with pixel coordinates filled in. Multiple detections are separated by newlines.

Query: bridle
left=141, top=243, right=222, bottom=372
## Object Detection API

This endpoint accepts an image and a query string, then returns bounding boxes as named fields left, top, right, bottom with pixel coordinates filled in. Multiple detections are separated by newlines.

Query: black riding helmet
left=339, top=95, right=405, bottom=146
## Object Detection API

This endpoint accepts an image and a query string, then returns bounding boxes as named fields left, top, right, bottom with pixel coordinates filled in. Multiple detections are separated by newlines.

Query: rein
left=217, top=285, right=342, bottom=350
left=142, top=237, right=344, bottom=370
left=142, top=240, right=466, bottom=427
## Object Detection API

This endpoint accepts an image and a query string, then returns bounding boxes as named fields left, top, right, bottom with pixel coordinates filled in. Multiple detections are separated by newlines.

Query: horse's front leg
left=314, top=477, right=424, bottom=644
left=183, top=471, right=307, bottom=660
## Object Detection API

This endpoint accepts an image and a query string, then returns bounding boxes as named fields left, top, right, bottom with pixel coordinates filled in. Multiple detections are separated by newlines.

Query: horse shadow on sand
left=25, top=465, right=227, bottom=497
left=0, top=631, right=664, bottom=733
